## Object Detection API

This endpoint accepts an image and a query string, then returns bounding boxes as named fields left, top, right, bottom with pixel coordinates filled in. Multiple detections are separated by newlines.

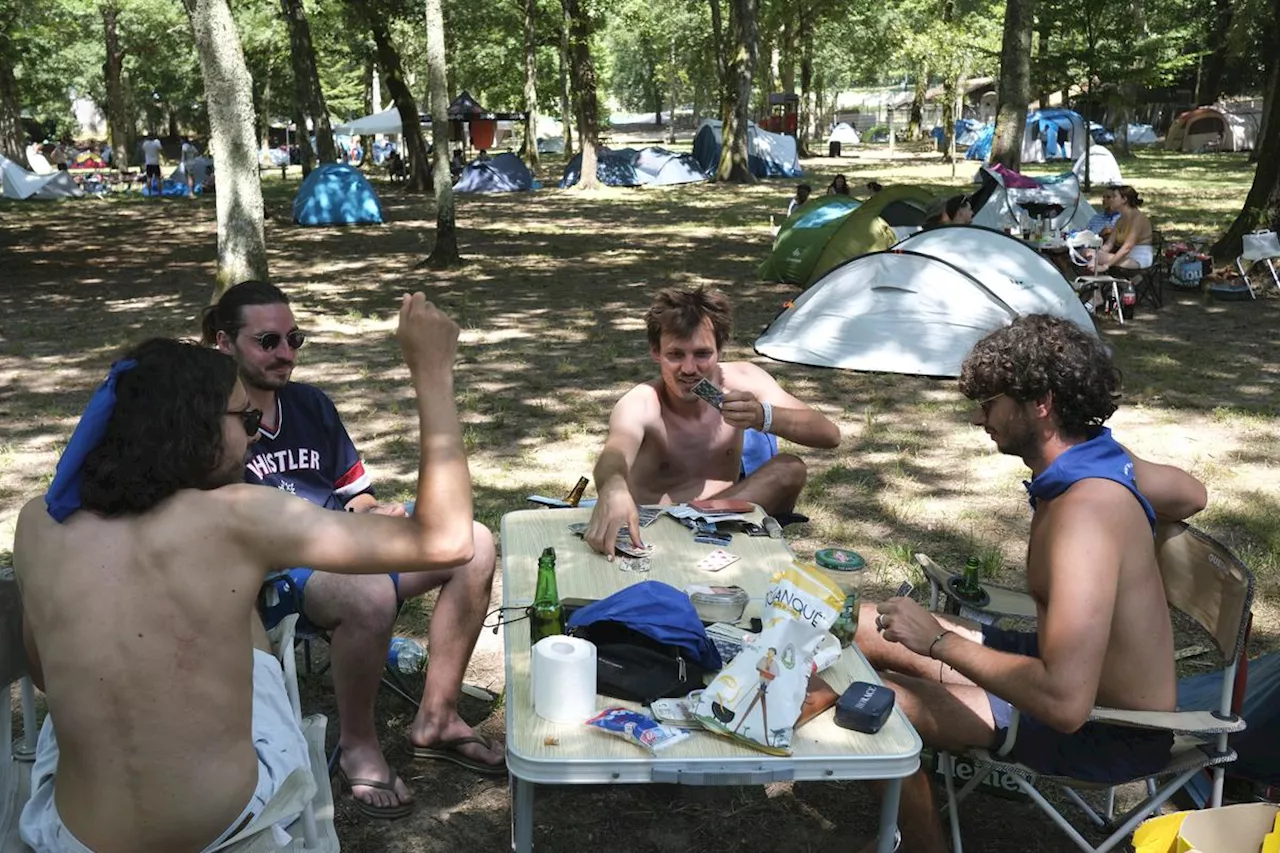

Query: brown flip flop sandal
left=337, top=767, right=415, bottom=820
left=411, top=734, right=508, bottom=776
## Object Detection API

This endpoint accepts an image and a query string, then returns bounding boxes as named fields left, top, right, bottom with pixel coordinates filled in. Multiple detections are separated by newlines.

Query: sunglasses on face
left=977, top=393, right=1005, bottom=415
left=247, top=331, right=306, bottom=351
left=228, top=408, right=264, bottom=436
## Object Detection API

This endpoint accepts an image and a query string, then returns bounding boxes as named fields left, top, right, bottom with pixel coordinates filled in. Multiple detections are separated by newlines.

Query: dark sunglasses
left=228, top=408, right=264, bottom=436
left=247, top=331, right=306, bottom=351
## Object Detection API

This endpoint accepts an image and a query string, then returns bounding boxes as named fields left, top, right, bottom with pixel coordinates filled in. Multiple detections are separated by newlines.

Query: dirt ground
left=2, top=146, right=1277, bottom=852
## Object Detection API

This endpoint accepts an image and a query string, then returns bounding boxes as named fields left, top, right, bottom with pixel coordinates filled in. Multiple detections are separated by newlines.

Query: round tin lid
left=814, top=548, right=867, bottom=571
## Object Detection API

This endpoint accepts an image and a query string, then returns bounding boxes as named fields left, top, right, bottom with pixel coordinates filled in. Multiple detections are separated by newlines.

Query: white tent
left=1165, top=104, right=1260, bottom=152
left=828, top=122, right=861, bottom=145
left=1126, top=124, right=1157, bottom=145
left=537, top=136, right=565, bottom=154
left=971, top=166, right=1097, bottom=234
left=333, top=107, right=405, bottom=136
left=755, top=230, right=1094, bottom=378
left=0, top=155, right=84, bottom=200
left=1072, top=146, right=1123, bottom=186
left=169, top=156, right=214, bottom=185
left=25, top=144, right=54, bottom=174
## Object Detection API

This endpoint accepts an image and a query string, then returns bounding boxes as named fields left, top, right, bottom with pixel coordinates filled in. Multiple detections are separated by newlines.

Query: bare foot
left=338, top=742, right=413, bottom=812
left=410, top=713, right=505, bottom=770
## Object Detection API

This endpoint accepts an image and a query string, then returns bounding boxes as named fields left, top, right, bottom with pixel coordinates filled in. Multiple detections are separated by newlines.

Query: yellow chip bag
left=763, top=559, right=846, bottom=630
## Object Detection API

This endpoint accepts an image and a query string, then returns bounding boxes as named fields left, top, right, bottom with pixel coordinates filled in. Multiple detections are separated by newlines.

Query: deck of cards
left=691, top=378, right=724, bottom=409
left=566, top=521, right=655, bottom=558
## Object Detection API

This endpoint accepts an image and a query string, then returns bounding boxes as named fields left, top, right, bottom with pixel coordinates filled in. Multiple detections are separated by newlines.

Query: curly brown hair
left=958, top=315, right=1120, bottom=436
left=645, top=287, right=733, bottom=351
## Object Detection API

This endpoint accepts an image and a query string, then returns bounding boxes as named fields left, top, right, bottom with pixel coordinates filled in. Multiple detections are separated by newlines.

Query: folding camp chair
left=918, top=521, right=1253, bottom=853
left=1114, top=231, right=1165, bottom=310
left=1074, top=275, right=1127, bottom=324
left=1237, top=230, right=1280, bottom=298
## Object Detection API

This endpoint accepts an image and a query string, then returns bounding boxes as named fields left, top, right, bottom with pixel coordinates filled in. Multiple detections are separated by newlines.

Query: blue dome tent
left=455, top=152, right=539, bottom=193
left=292, top=163, right=383, bottom=226
left=632, top=147, right=709, bottom=186
left=691, top=120, right=802, bottom=178
left=559, top=147, right=644, bottom=187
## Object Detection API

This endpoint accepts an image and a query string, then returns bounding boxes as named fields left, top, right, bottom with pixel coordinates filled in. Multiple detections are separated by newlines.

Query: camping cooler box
left=829, top=140, right=842, bottom=157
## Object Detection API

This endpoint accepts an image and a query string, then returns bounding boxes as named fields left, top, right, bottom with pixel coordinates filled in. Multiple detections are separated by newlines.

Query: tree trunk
left=561, top=0, right=600, bottom=190
left=179, top=0, right=268, bottom=294
left=717, top=0, right=757, bottom=182
left=779, top=13, right=795, bottom=93
left=797, top=7, right=813, bottom=155
left=522, top=0, right=539, bottom=170
left=1253, top=61, right=1277, bottom=165
left=280, top=0, right=336, bottom=163
left=423, top=0, right=460, bottom=268
left=1035, top=16, right=1050, bottom=108
left=360, top=5, right=431, bottom=192
left=1211, top=104, right=1280, bottom=257
left=0, top=48, right=26, bottom=167
left=709, top=0, right=729, bottom=127
left=991, top=0, right=1033, bottom=169
left=941, top=79, right=956, bottom=163
left=102, top=4, right=128, bottom=174
left=667, top=37, right=678, bottom=144
left=907, top=69, right=926, bottom=141
left=1196, top=0, right=1234, bottom=105
left=558, top=12, right=574, bottom=156
left=291, top=102, right=314, bottom=177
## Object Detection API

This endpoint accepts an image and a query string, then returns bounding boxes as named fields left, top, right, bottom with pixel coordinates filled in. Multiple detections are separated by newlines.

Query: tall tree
left=561, top=0, right=600, bottom=190
left=1211, top=0, right=1280, bottom=256
left=558, top=20, right=574, bottom=155
left=0, top=24, right=25, bottom=166
left=424, top=0, right=461, bottom=267
left=522, top=0, right=539, bottom=170
left=716, top=0, right=758, bottom=182
left=279, top=0, right=338, bottom=163
left=354, top=2, right=431, bottom=192
left=180, top=0, right=269, bottom=293
left=990, top=0, right=1034, bottom=169
left=101, top=3, right=129, bottom=174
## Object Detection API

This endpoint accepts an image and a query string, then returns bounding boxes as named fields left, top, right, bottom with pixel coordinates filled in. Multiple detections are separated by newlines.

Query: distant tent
left=1125, top=124, right=1158, bottom=145
left=970, top=165, right=1097, bottom=234
left=536, top=136, right=565, bottom=154
left=26, top=145, right=53, bottom=174
left=455, top=152, right=538, bottom=193
left=755, top=229, right=1095, bottom=378
left=967, top=109, right=1085, bottom=163
left=632, top=147, right=709, bottom=186
left=965, top=125, right=997, bottom=160
left=169, top=156, right=213, bottom=186
left=559, top=147, right=644, bottom=187
left=333, top=106, right=404, bottom=136
left=692, top=120, right=802, bottom=178
left=1165, top=104, right=1260, bottom=152
left=1072, top=146, right=1123, bottom=186
left=932, top=118, right=984, bottom=147
left=292, top=163, right=383, bottom=226
left=0, top=155, right=84, bottom=200
left=759, top=185, right=934, bottom=287
left=828, top=122, right=861, bottom=145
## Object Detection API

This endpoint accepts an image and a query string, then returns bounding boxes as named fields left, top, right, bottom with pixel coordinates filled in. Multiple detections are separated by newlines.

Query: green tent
left=760, top=185, right=937, bottom=287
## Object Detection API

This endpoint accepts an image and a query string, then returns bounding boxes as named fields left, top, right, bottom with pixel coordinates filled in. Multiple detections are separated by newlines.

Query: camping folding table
left=500, top=507, right=923, bottom=853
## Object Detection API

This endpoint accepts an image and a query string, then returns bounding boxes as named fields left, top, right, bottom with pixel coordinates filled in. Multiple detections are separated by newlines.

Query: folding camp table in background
left=500, top=507, right=922, bottom=853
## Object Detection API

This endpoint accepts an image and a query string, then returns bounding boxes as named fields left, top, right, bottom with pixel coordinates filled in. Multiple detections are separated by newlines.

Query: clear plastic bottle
left=387, top=636, right=428, bottom=674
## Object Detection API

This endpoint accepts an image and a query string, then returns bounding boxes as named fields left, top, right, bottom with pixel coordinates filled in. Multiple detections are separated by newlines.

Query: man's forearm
left=770, top=406, right=840, bottom=449
left=411, top=369, right=474, bottom=562
left=931, top=633, right=1090, bottom=732
left=593, top=446, right=633, bottom=496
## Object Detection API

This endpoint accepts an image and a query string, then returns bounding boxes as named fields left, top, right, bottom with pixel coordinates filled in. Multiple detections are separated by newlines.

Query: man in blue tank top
left=854, top=314, right=1207, bottom=853
left=203, top=282, right=505, bottom=821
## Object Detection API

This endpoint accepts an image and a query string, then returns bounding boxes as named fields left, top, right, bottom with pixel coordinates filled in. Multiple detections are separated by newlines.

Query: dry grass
left=1, top=145, right=1276, bottom=852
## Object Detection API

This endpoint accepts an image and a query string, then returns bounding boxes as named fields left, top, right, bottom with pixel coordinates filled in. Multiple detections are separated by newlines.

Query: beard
left=241, top=362, right=291, bottom=391
left=994, top=407, right=1041, bottom=460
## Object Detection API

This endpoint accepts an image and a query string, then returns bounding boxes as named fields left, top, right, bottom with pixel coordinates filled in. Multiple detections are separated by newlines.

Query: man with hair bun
left=585, top=286, right=841, bottom=557
left=852, top=314, right=1207, bottom=853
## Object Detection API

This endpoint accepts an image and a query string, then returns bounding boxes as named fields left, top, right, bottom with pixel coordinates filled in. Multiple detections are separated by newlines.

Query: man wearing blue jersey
left=203, top=282, right=503, bottom=820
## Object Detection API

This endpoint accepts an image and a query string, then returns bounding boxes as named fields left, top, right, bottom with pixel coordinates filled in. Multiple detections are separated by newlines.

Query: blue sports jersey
left=243, top=382, right=373, bottom=510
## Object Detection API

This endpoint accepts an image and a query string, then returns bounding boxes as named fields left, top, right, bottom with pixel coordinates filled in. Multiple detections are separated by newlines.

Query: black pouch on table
left=568, top=620, right=711, bottom=704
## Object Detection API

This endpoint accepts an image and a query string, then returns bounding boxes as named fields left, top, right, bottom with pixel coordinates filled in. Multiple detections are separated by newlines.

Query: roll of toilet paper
left=532, top=635, right=597, bottom=724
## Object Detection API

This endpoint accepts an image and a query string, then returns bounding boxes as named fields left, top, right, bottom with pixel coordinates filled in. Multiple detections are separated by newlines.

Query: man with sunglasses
left=14, top=294, right=477, bottom=852
left=202, top=281, right=504, bottom=821
left=850, top=315, right=1208, bottom=853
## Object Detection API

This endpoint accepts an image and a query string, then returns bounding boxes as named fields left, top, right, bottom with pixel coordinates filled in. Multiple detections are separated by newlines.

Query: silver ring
left=875, top=614, right=886, bottom=632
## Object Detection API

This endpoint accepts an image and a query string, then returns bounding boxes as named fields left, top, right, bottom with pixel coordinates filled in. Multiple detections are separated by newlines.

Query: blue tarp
left=559, top=147, right=644, bottom=188
left=141, top=179, right=201, bottom=197
left=965, top=125, right=997, bottom=160
left=1035, top=108, right=1084, bottom=159
left=633, top=147, right=709, bottom=186
left=455, top=152, right=539, bottom=193
left=292, top=163, right=383, bottom=226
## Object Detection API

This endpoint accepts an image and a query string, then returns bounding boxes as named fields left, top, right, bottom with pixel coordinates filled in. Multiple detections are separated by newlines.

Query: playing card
left=567, top=522, right=589, bottom=536
left=695, top=549, right=740, bottom=572
left=638, top=506, right=665, bottom=527
left=615, top=528, right=654, bottom=558
left=691, top=378, right=724, bottom=409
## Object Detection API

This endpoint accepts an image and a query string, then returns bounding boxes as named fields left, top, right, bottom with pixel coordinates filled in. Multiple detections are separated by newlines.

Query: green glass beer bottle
left=962, top=557, right=982, bottom=597
left=529, top=547, right=564, bottom=644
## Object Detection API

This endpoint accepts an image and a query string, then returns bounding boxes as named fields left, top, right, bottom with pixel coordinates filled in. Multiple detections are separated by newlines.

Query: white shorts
left=20, top=649, right=310, bottom=853
left=1120, top=245, right=1154, bottom=269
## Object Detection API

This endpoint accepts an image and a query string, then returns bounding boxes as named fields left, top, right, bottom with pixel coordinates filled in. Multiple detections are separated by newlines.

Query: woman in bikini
left=1091, top=185, right=1153, bottom=273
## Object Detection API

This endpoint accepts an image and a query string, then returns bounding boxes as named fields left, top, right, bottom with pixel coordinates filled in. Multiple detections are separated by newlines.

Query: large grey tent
left=559, top=148, right=644, bottom=187
left=169, top=157, right=213, bottom=187
left=632, top=148, right=709, bottom=186
left=455, top=152, right=538, bottom=193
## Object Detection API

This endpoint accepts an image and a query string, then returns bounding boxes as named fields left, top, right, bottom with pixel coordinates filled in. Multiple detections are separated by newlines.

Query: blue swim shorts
left=259, top=568, right=402, bottom=633
left=981, top=624, right=1172, bottom=783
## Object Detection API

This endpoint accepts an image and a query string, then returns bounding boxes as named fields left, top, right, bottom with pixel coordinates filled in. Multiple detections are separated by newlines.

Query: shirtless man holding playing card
left=586, top=287, right=840, bottom=557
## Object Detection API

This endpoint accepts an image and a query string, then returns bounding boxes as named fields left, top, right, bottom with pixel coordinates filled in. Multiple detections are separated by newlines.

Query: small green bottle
left=962, top=557, right=983, bottom=597
left=829, top=592, right=859, bottom=648
left=529, top=547, right=564, bottom=644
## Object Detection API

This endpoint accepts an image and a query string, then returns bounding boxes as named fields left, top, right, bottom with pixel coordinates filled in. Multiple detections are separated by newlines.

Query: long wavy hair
left=80, top=338, right=240, bottom=515
left=959, top=315, right=1120, bottom=436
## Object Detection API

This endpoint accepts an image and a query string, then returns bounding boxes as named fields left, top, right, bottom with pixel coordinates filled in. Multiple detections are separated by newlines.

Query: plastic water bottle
left=387, top=636, right=428, bottom=674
